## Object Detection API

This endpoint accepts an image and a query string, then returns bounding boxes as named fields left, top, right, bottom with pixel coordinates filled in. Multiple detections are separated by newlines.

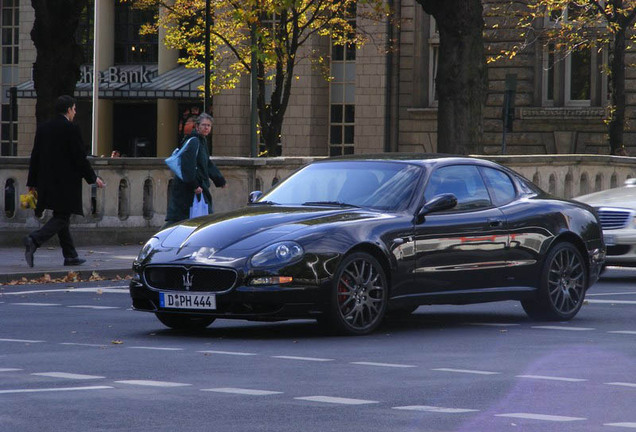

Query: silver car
left=576, top=179, right=636, bottom=267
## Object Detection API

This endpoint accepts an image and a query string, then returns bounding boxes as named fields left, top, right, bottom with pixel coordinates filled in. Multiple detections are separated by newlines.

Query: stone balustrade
left=2, top=154, right=636, bottom=246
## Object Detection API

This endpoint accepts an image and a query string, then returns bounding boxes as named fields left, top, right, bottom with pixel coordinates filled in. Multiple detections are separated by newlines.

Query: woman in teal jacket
left=164, top=113, right=226, bottom=226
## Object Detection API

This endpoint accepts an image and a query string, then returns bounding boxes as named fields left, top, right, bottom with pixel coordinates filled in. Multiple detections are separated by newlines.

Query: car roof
left=317, top=154, right=505, bottom=169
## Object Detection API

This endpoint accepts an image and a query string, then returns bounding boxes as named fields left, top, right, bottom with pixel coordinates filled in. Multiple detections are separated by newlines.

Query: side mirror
left=417, top=193, right=458, bottom=218
left=248, top=190, right=263, bottom=203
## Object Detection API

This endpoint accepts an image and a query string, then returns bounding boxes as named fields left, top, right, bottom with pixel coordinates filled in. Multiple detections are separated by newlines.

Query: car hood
left=158, top=205, right=382, bottom=255
left=575, top=186, right=636, bottom=209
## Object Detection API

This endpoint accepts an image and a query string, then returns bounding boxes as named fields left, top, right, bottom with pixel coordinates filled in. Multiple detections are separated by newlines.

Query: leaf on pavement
left=88, top=271, right=104, bottom=281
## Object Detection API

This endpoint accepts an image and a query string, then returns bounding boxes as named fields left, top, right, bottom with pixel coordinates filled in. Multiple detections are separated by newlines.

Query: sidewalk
left=0, top=244, right=142, bottom=284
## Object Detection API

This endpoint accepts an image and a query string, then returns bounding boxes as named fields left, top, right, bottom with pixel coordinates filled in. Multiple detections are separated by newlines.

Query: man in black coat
left=24, top=95, right=105, bottom=267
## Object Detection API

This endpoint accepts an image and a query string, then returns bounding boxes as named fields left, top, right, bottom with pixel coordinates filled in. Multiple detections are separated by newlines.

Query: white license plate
left=159, top=292, right=216, bottom=310
left=604, top=234, right=616, bottom=246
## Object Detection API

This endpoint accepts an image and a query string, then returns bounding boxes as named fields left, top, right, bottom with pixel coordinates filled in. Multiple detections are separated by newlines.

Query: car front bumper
left=129, top=278, right=331, bottom=320
left=602, top=229, right=636, bottom=266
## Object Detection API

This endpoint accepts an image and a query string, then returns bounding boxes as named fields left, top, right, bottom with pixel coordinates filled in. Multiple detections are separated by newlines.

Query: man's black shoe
left=23, top=236, right=37, bottom=268
left=64, top=257, right=86, bottom=266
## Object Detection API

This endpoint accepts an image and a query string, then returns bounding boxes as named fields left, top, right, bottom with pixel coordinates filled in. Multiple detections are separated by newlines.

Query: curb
left=0, top=268, right=134, bottom=285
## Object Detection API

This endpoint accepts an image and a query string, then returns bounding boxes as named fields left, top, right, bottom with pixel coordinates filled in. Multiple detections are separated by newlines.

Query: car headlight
left=250, top=241, right=304, bottom=268
left=136, top=237, right=161, bottom=262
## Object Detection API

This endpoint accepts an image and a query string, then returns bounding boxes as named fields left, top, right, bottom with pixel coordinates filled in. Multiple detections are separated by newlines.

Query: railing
left=2, top=155, right=636, bottom=245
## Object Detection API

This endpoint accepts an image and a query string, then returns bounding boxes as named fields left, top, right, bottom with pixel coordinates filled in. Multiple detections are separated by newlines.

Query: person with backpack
left=163, top=113, right=226, bottom=228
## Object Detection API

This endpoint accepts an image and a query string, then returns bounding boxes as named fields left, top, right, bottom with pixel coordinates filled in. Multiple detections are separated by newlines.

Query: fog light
left=250, top=276, right=293, bottom=285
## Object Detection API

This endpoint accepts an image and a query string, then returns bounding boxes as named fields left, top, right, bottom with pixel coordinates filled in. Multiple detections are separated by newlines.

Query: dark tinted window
left=425, top=165, right=492, bottom=211
left=481, top=167, right=516, bottom=206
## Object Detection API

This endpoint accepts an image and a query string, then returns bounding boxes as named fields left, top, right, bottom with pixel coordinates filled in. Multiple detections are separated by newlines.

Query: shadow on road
left=142, top=308, right=534, bottom=341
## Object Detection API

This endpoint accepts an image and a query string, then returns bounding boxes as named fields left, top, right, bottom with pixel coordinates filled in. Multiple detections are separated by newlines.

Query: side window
left=424, top=165, right=492, bottom=211
left=481, top=167, right=517, bottom=206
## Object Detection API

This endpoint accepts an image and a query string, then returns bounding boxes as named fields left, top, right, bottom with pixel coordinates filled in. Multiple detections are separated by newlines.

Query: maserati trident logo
left=182, top=270, right=194, bottom=291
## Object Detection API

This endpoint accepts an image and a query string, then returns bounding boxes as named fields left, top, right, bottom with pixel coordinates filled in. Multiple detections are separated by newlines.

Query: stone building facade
left=0, top=0, right=624, bottom=158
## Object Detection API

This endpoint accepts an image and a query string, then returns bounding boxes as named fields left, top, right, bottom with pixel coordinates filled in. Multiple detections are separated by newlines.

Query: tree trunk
left=608, top=27, right=626, bottom=155
left=30, top=0, right=86, bottom=124
left=255, top=13, right=297, bottom=157
left=415, top=0, right=486, bottom=155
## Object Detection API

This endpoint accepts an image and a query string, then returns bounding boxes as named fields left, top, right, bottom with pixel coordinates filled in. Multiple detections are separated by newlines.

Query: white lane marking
left=67, top=305, right=120, bottom=310
left=72, top=288, right=129, bottom=294
left=588, top=291, right=636, bottom=296
left=11, top=303, right=61, bottom=307
left=202, top=388, right=283, bottom=396
left=351, top=362, right=416, bottom=368
left=605, top=423, right=636, bottom=428
left=115, top=380, right=191, bottom=387
left=0, top=368, right=22, bottom=372
left=516, top=375, right=587, bottom=382
left=32, top=372, right=105, bottom=380
left=0, top=338, right=44, bottom=343
left=531, top=326, right=594, bottom=331
left=606, top=382, right=636, bottom=388
left=587, top=300, right=636, bottom=305
left=128, top=346, right=184, bottom=351
left=295, top=396, right=378, bottom=405
left=1, top=287, right=129, bottom=296
left=495, top=413, right=586, bottom=422
left=432, top=368, right=500, bottom=375
left=608, top=331, right=636, bottom=335
left=272, top=356, right=333, bottom=362
left=198, top=350, right=257, bottom=356
left=0, top=386, right=113, bottom=395
left=60, top=343, right=107, bottom=347
left=393, top=405, right=479, bottom=413
left=469, top=323, right=520, bottom=327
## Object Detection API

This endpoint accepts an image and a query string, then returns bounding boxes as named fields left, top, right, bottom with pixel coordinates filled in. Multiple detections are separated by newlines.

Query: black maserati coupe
left=129, top=156, right=605, bottom=335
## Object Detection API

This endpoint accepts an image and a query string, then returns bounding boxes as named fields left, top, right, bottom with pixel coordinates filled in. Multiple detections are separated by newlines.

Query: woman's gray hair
left=196, top=113, right=213, bottom=125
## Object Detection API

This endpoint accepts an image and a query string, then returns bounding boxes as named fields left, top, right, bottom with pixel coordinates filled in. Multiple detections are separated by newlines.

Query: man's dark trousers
left=29, top=212, right=78, bottom=259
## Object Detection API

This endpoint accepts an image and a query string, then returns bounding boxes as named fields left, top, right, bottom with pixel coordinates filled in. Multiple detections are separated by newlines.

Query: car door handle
left=488, top=219, right=503, bottom=227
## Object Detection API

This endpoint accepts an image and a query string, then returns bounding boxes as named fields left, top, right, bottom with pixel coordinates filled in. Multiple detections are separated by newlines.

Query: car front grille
left=143, top=266, right=237, bottom=292
left=597, top=208, right=633, bottom=230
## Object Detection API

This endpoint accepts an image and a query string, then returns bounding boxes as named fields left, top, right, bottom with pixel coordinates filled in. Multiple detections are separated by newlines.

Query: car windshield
left=259, top=161, right=423, bottom=211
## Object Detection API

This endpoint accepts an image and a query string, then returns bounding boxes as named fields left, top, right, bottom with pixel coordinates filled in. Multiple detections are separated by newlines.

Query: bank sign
left=79, top=65, right=152, bottom=85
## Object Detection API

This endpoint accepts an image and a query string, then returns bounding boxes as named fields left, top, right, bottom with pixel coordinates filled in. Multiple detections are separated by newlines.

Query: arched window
left=548, top=174, right=557, bottom=195
left=118, top=179, right=130, bottom=220
left=143, top=178, right=154, bottom=220
left=579, top=173, right=589, bottom=196
left=4, top=178, right=15, bottom=218
left=594, top=173, right=603, bottom=192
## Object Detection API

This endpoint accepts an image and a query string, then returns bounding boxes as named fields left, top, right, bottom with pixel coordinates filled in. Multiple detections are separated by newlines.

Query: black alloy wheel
left=522, top=242, right=588, bottom=321
left=155, top=312, right=216, bottom=331
left=326, top=252, right=388, bottom=335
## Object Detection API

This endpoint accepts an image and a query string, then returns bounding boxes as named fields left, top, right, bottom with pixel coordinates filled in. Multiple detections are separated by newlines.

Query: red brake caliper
left=338, top=275, right=350, bottom=308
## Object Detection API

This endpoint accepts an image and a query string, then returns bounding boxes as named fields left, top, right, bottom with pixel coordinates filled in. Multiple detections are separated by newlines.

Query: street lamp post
left=204, top=0, right=211, bottom=115
left=91, top=0, right=100, bottom=156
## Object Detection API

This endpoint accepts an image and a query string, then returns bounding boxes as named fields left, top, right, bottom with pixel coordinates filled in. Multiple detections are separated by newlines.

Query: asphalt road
left=1, top=268, right=636, bottom=432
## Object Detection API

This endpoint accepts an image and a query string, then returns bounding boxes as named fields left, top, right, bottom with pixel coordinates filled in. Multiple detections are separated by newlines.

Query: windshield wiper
left=302, top=201, right=360, bottom=208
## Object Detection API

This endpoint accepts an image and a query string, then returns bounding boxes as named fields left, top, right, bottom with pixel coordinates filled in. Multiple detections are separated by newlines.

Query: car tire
left=325, top=252, right=388, bottom=336
left=522, top=241, right=588, bottom=321
left=155, top=313, right=216, bottom=330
